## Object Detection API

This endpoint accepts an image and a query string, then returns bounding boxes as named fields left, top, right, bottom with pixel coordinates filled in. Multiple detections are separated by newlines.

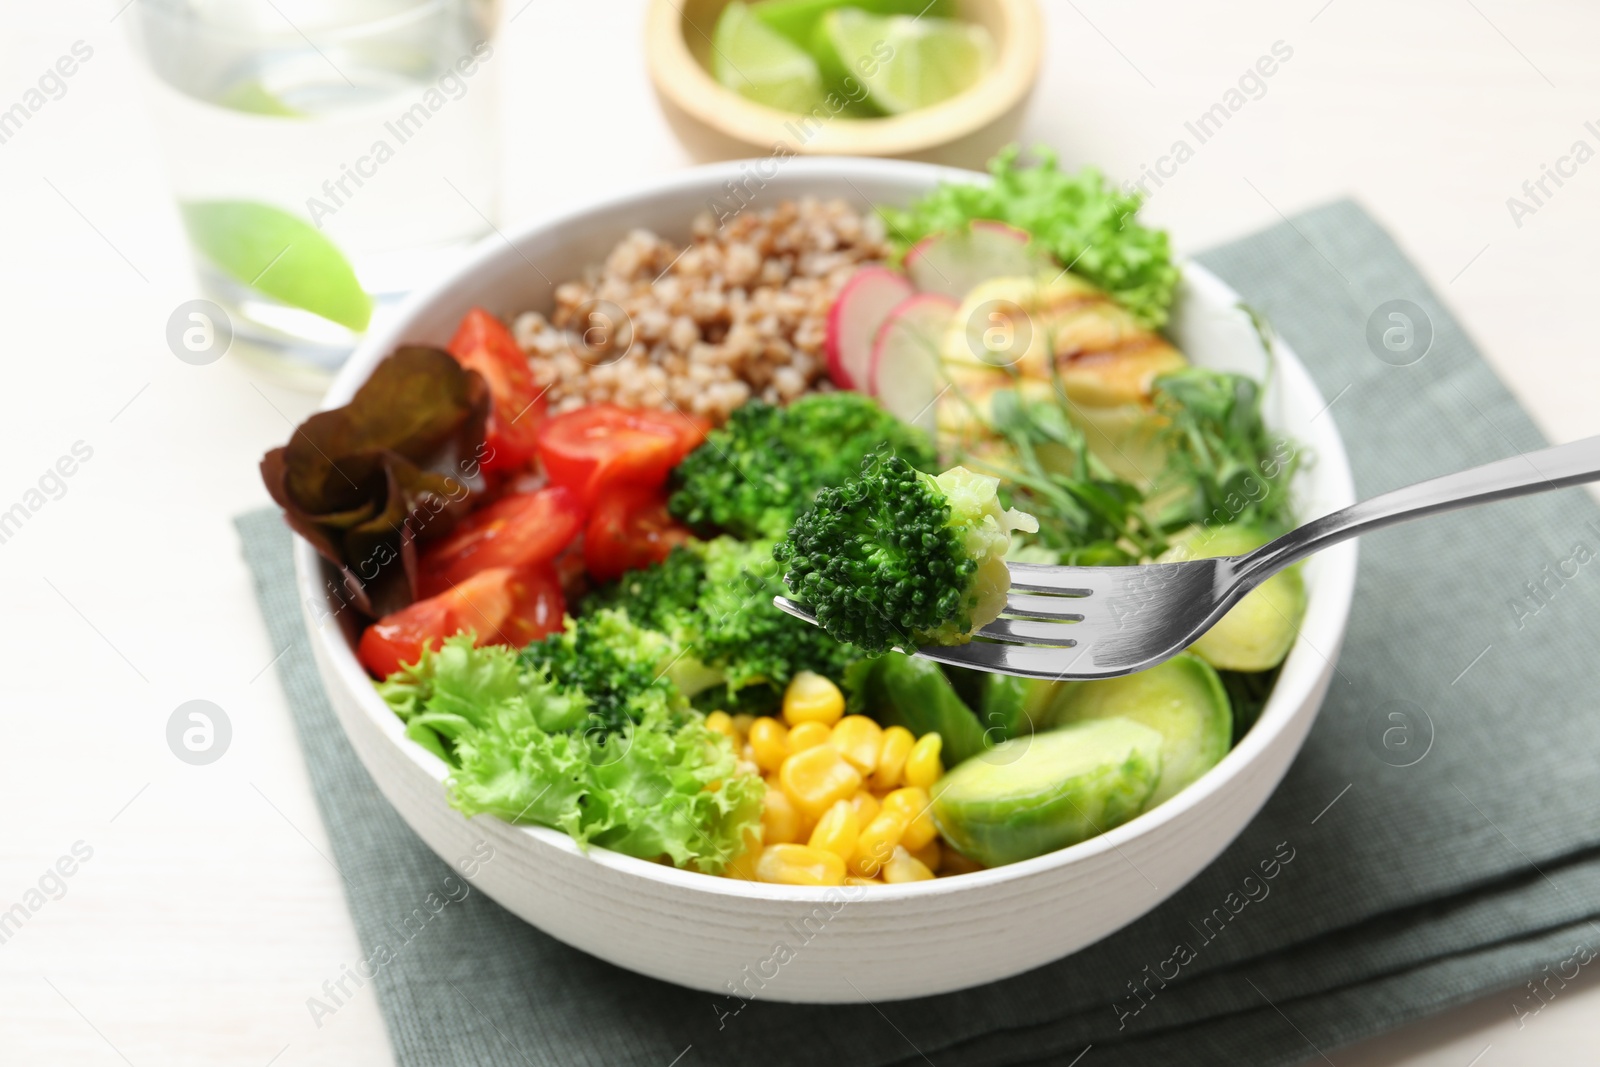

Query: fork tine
left=914, top=640, right=1125, bottom=681
left=1004, top=561, right=1103, bottom=595
left=777, top=555, right=1226, bottom=681
left=772, top=596, right=816, bottom=625
left=976, top=617, right=1080, bottom=646
left=1004, top=592, right=1093, bottom=619
left=1006, top=561, right=1200, bottom=599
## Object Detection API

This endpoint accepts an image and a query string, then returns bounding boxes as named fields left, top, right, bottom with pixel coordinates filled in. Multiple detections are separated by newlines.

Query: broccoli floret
left=669, top=393, right=936, bottom=541
left=774, top=453, right=1038, bottom=655
left=518, top=608, right=688, bottom=734
left=582, top=544, right=706, bottom=642
left=584, top=535, right=863, bottom=711
left=693, top=536, right=861, bottom=707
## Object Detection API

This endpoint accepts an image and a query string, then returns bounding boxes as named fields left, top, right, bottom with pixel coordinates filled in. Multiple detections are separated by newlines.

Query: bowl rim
left=295, top=155, right=1359, bottom=905
left=642, top=0, right=1044, bottom=156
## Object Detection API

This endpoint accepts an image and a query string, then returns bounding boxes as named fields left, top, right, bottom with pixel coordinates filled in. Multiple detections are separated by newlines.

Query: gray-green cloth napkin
left=237, top=200, right=1600, bottom=1067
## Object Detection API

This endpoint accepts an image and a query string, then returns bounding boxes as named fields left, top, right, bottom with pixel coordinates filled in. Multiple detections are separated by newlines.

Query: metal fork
left=775, top=434, right=1600, bottom=680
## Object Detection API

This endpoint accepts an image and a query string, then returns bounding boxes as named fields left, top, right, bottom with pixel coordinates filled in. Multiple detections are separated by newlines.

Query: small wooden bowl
left=645, top=0, right=1043, bottom=165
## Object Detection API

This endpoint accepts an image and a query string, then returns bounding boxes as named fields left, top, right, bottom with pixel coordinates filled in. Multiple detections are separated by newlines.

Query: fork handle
left=1238, top=433, right=1600, bottom=583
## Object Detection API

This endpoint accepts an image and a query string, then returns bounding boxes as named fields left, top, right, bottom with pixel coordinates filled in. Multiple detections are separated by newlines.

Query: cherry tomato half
left=448, top=307, right=545, bottom=475
left=494, top=566, right=567, bottom=649
left=584, top=485, right=693, bottom=582
left=416, top=486, right=583, bottom=599
left=357, top=565, right=565, bottom=679
left=535, top=404, right=707, bottom=507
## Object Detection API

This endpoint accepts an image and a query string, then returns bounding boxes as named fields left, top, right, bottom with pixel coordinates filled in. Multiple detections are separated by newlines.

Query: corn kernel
left=844, top=875, right=881, bottom=887
left=882, top=845, right=936, bottom=883
left=910, top=838, right=942, bottom=873
left=705, top=710, right=737, bottom=742
left=850, top=811, right=906, bottom=877
left=849, top=790, right=881, bottom=826
left=829, top=715, right=883, bottom=774
left=749, top=717, right=789, bottom=773
left=940, top=848, right=986, bottom=876
left=755, top=844, right=846, bottom=886
left=731, top=713, right=756, bottom=740
left=881, top=786, right=937, bottom=851
left=879, top=786, right=926, bottom=821
left=724, top=828, right=763, bottom=881
left=901, top=815, right=936, bottom=852
left=871, top=725, right=915, bottom=792
left=904, top=732, right=944, bottom=789
left=787, top=720, right=832, bottom=753
left=780, top=744, right=863, bottom=816
left=761, top=786, right=802, bottom=844
left=782, top=670, right=844, bottom=727
left=808, top=799, right=860, bottom=859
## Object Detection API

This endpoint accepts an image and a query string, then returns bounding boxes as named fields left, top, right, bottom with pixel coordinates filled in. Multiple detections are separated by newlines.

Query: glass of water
left=128, top=0, right=501, bottom=377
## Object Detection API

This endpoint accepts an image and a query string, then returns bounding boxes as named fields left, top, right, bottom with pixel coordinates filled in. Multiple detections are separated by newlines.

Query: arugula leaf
left=938, top=364, right=1298, bottom=565
left=956, top=387, right=1157, bottom=564
left=1148, top=367, right=1300, bottom=534
left=881, top=146, right=1180, bottom=328
left=1217, top=665, right=1281, bottom=743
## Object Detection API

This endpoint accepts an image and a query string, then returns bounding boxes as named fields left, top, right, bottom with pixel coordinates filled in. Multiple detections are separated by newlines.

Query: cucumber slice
left=864, top=654, right=987, bottom=764
left=1160, top=524, right=1307, bottom=672
left=931, top=718, right=1163, bottom=867
left=1047, top=654, right=1231, bottom=807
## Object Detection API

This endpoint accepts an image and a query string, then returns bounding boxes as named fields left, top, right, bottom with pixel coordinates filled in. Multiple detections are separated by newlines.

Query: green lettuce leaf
left=880, top=146, right=1180, bottom=329
left=379, top=635, right=586, bottom=759
left=382, top=637, right=763, bottom=874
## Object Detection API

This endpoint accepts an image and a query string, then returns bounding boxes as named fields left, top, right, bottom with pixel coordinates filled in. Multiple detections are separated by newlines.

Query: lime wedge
left=216, top=80, right=303, bottom=117
left=817, top=9, right=994, bottom=115
left=711, top=0, right=829, bottom=114
left=180, top=200, right=372, bottom=332
left=750, top=0, right=955, bottom=50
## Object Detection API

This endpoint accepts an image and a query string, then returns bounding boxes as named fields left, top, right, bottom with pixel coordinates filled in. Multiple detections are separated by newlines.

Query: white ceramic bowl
left=297, top=158, right=1357, bottom=1003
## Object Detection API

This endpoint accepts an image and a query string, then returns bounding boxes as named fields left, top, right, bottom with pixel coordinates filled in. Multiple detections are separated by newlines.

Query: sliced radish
left=826, top=266, right=915, bottom=389
left=904, top=220, right=1057, bottom=299
left=971, top=220, right=1035, bottom=241
left=869, top=293, right=958, bottom=430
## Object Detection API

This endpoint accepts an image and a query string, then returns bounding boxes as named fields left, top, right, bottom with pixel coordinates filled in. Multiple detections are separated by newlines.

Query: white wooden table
left=2, top=1, right=1595, bottom=1063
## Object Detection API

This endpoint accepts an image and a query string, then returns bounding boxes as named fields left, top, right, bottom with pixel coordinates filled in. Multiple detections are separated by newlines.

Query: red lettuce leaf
left=261, top=346, right=492, bottom=617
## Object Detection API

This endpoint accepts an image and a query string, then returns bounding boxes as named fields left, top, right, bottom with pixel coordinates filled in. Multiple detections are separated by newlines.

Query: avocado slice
left=1160, top=524, right=1307, bottom=673
left=1046, top=654, right=1231, bottom=806
left=931, top=717, right=1163, bottom=867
